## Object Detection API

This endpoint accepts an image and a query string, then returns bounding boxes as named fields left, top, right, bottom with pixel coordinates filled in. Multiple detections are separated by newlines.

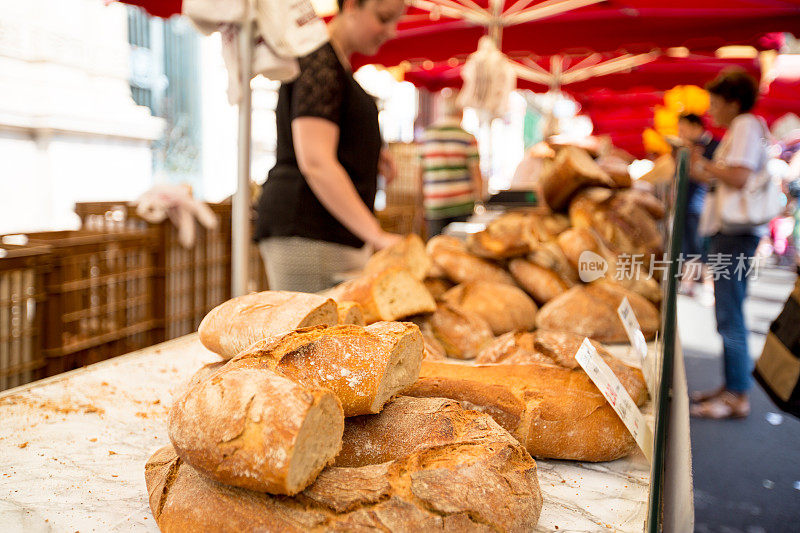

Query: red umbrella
left=111, top=0, right=182, bottom=18
left=354, top=1, right=800, bottom=69
left=404, top=54, right=760, bottom=94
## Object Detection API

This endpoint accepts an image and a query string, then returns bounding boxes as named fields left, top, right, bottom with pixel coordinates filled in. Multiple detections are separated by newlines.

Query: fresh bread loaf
left=405, top=361, right=639, bottom=461
left=466, top=211, right=536, bottom=259
left=230, top=322, right=423, bottom=416
left=146, top=397, right=542, bottom=532
left=336, top=301, right=365, bottom=326
left=422, top=277, right=454, bottom=301
left=541, top=146, right=615, bottom=210
left=476, top=329, right=647, bottom=405
left=427, top=237, right=516, bottom=286
left=442, top=281, right=537, bottom=335
left=168, top=363, right=344, bottom=495
left=198, top=291, right=338, bottom=359
left=329, top=267, right=436, bottom=324
left=427, top=303, right=494, bottom=360
left=536, top=282, right=660, bottom=343
left=508, top=258, right=570, bottom=305
left=362, top=233, right=431, bottom=281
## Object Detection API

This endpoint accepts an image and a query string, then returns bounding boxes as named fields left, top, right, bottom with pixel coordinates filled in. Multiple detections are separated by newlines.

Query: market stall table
left=1, top=334, right=671, bottom=532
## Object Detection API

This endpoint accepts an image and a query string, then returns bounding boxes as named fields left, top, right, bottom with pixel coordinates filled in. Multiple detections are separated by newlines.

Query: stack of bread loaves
left=145, top=291, right=543, bottom=531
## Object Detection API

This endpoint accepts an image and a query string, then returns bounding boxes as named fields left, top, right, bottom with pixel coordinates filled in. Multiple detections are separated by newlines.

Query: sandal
left=689, top=386, right=725, bottom=403
left=690, top=391, right=750, bottom=419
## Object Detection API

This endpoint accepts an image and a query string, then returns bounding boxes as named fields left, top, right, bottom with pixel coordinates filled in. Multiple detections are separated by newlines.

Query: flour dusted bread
left=442, top=280, right=537, bottom=335
left=477, top=329, right=647, bottom=405
left=427, top=303, right=494, bottom=359
left=329, top=267, right=436, bottom=324
left=362, top=233, right=431, bottom=280
left=536, top=281, right=659, bottom=343
left=168, top=363, right=343, bottom=495
left=336, top=301, right=365, bottom=326
left=146, top=397, right=542, bottom=532
left=198, top=291, right=338, bottom=359
left=405, top=362, right=638, bottom=461
left=231, top=322, right=423, bottom=416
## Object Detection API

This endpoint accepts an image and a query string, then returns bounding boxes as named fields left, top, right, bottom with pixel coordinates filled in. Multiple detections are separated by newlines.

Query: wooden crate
left=21, top=230, right=158, bottom=375
left=75, top=201, right=268, bottom=341
left=0, top=243, right=50, bottom=391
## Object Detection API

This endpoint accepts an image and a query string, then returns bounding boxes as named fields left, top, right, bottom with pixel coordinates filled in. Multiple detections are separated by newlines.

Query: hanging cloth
left=457, top=36, right=516, bottom=119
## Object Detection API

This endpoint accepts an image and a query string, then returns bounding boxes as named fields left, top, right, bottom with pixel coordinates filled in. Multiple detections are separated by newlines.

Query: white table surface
left=0, top=334, right=688, bottom=532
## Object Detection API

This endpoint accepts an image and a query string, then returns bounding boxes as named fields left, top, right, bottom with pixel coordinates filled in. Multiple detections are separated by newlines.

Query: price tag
left=575, top=338, right=654, bottom=463
left=617, top=297, right=655, bottom=397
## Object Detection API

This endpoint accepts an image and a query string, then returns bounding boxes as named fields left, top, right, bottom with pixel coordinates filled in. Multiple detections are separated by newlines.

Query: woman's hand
left=378, top=149, right=397, bottom=185
left=370, top=230, right=403, bottom=251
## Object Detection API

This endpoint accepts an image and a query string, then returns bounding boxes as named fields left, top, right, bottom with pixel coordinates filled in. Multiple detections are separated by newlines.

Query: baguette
left=230, top=322, right=423, bottom=416
left=405, top=361, right=639, bottom=461
left=442, top=281, right=537, bottom=335
left=198, top=291, right=338, bottom=359
left=168, top=364, right=343, bottom=495
left=146, top=397, right=542, bottom=532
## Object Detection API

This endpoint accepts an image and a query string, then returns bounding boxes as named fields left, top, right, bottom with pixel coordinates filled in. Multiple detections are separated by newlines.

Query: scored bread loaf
left=362, top=233, right=431, bottom=281
left=168, top=363, right=344, bottom=495
left=198, top=291, right=338, bottom=359
left=329, top=267, right=436, bottom=324
left=476, top=329, right=647, bottom=405
left=442, top=280, right=537, bottom=335
left=336, top=301, right=365, bottom=326
left=536, top=282, right=660, bottom=343
left=405, top=361, right=639, bottom=461
left=230, top=322, right=423, bottom=416
left=427, top=303, right=494, bottom=360
left=146, top=397, right=542, bottom=532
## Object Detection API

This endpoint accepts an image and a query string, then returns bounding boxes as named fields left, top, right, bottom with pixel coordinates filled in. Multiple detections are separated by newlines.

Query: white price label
left=617, top=297, right=655, bottom=397
left=575, top=338, right=653, bottom=463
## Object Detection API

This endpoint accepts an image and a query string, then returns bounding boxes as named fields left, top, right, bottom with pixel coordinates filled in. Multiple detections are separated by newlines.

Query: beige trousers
left=259, top=237, right=369, bottom=293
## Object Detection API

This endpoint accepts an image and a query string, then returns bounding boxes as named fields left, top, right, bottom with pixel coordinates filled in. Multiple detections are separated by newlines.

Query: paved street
left=678, top=262, right=800, bottom=532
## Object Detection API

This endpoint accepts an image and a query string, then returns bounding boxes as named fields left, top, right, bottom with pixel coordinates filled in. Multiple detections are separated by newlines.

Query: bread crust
left=230, top=322, right=424, bottom=416
left=405, top=362, right=639, bottom=461
left=363, top=234, right=431, bottom=280
left=442, top=281, right=537, bottom=335
left=428, top=303, right=494, bottom=360
left=146, top=397, right=543, bottom=532
left=198, top=291, right=338, bottom=359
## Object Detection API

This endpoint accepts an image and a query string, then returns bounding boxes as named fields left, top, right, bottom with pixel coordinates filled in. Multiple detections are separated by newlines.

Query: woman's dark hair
left=705, top=69, right=759, bottom=113
left=679, top=113, right=704, bottom=127
left=337, top=0, right=366, bottom=9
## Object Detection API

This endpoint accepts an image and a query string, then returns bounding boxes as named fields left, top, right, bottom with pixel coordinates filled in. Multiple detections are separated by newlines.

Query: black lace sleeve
left=290, top=44, right=343, bottom=124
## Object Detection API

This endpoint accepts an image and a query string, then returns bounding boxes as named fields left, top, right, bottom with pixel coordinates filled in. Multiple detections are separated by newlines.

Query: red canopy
left=404, top=54, right=760, bottom=94
left=114, top=0, right=182, bottom=18
left=354, top=1, right=800, bottom=69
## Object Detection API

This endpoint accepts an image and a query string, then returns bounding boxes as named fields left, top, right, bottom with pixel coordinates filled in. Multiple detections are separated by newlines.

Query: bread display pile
left=146, top=291, right=543, bottom=531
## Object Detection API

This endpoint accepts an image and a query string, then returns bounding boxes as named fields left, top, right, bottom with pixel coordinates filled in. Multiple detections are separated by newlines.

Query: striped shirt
left=419, top=121, right=479, bottom=219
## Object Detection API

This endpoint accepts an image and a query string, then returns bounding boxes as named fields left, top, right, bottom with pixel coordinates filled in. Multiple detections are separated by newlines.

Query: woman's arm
left=292, top=117, right=401, bottom=249
left=692, top=154, right=750, bottom=190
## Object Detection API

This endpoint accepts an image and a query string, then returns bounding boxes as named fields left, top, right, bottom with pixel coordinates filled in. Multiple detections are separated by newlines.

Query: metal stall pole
left=232, top=16, right=254, bottom=297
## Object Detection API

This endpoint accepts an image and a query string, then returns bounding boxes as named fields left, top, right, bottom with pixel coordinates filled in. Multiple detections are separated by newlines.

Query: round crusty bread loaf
left=230, top=322, right=424, bottom=417
left=168, top=363, right=344, bottom=495
left=535, top=282, right=659, bottom=343
left=476, top=329, right=648, bottom=406
left=146, top=397, right=542, bottom=533
left=428, top=303, right=494, bottom=360
left=442, top=280, right=537, bottom=335
left=508, top=258, right=570, bottom=305
left=198, top=291, right=338, bottom=359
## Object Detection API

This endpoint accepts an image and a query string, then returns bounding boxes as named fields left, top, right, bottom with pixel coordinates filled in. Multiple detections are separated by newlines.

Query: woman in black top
left=255, top=0, right=405, bottom=292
